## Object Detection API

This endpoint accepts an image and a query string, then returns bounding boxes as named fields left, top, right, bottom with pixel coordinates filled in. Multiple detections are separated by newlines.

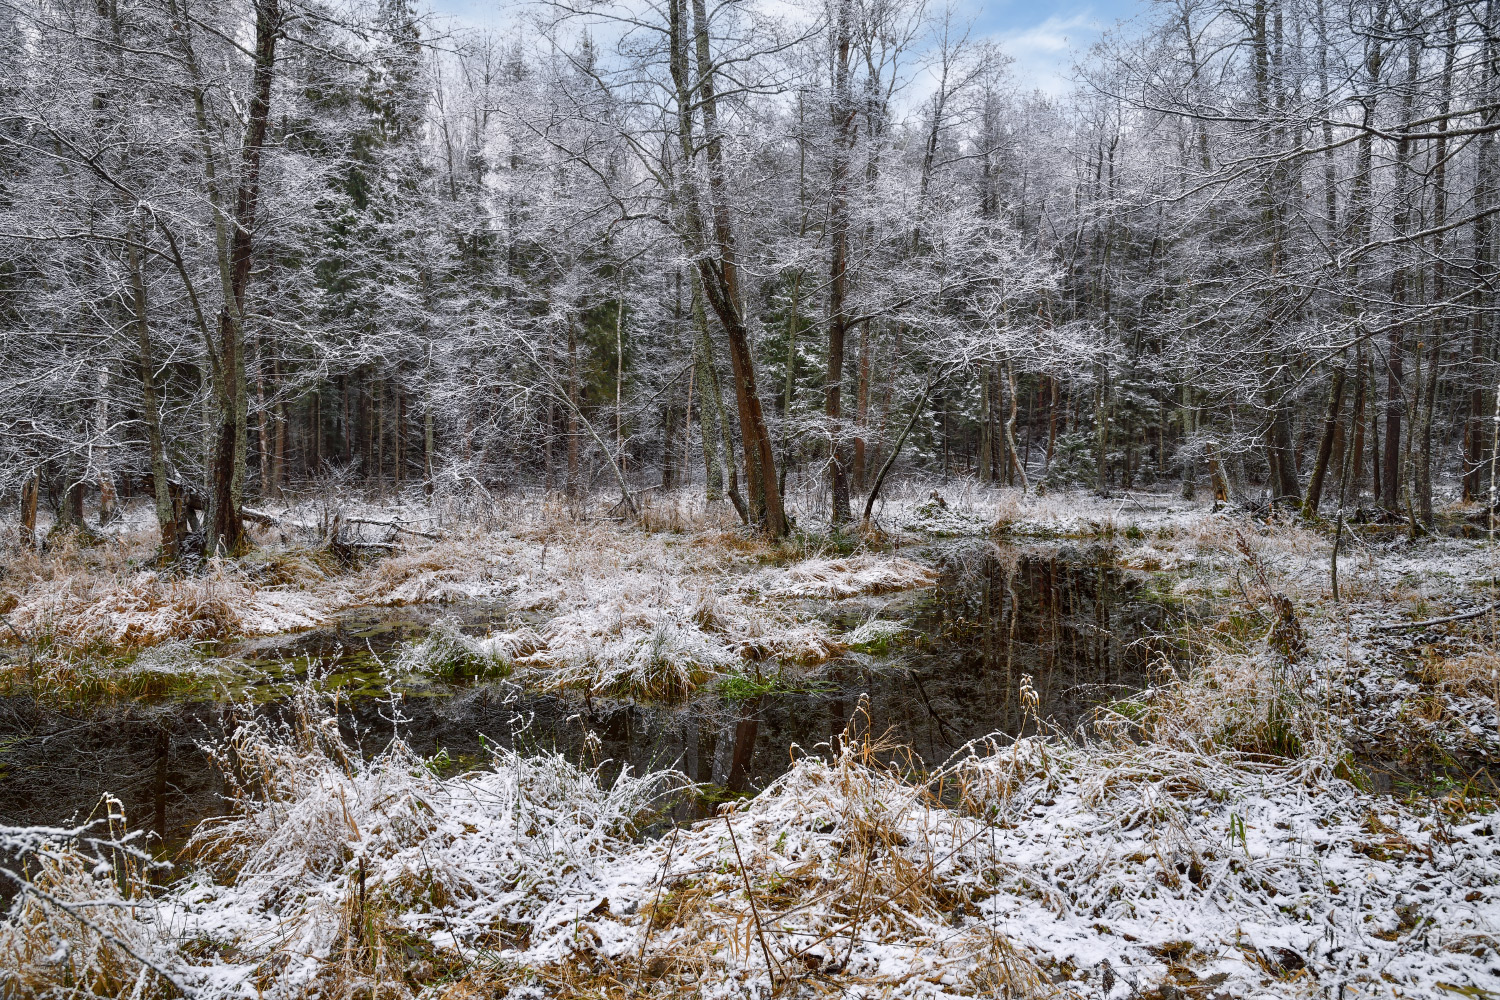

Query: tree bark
left=667, top=0, right=780, bottom=532
left=1303, top=359, right=1346, bottom=514
left=204, top=0, right=282, bottom=555
left=1466, top=1, right=1499, bottom=500
left=853, top=319, right=871, bottom=491
left=1382, top=17, right=1421, bottom=515
left=128, top=233, right=180, bottom=558
left=567, top=319, right=581, bottom=500
left=824, top=0, right=855, bottom=524
left=778, top=272, right=801, bottom=499
left=1349, top=350, right=1369, bottom=498
left=687, top=0, right=784, bottom=533
left=255, top=333, right=271, bottom=497
left=1420, top=7, right=1460, bottom=528
left=19, top=472, right=38, bottom=548
left=1003, top=361, right=1027, bottom=491
left=692, top=270, right=746, bottom=521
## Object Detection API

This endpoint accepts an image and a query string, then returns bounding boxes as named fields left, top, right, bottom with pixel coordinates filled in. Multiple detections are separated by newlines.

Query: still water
left=0, top=541, right=1176, bottom=844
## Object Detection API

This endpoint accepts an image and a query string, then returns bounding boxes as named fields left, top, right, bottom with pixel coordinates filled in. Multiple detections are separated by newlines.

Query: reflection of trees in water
left=0, top=548, right=1173, bottom=831
left=0, top=698, right=228, bottom=851
left=914, top=541, right=1161, bottom=744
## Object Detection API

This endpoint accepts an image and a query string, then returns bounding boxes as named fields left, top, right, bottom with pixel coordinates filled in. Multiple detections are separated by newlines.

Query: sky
left=970, top=1, right=1141, bottom=93
left=424, top=0, right=1144, bottom=96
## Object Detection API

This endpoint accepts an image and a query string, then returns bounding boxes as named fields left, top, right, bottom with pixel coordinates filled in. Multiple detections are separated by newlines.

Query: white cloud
left=993, top=11, right=1104, bottom=96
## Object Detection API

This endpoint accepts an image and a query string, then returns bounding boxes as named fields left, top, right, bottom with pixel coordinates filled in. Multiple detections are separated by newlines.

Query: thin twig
left=723, top=810, right=780, bottom=989
left=634, top=823, right=680, bottom=988
left=342, top=517, right=443, bottom=540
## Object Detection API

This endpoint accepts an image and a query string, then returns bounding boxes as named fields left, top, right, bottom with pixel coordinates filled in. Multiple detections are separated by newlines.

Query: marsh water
left=0, top=541, right=1178, bottom=846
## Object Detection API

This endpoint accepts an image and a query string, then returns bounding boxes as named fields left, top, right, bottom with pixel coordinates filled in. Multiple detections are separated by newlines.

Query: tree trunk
left=1003, top=361, right=1027, bottom=491
left=128, top=235, right=180, bottom=558
left=1303, top=360, right=1346, bottom=514
left=255, top=334, right=271, bottom=497
left=1180, top=385, right=1196, bottom=499
left=19, top=472, right=38, bottom=548
left=1093, top=374, right=1110, bottom=493
left=662, top=384, right=678, bottom=491
left=853, top=319, right=871, bottom=491
left=272, top=388, right=286, bottom=499
left=1349, top=351, right=1368, bottom=499
left=824, top=0, right=855, bottom=524
left=204, top=0, right=281, bottom=555
left=1466, top=1, right=1498, bottom=500
left=692, top=270, right=746, bottom=521
left=978, top=365, right=993, bottom=483
left=424, top=353, right=436, bottom=496
left=94, top=369, right=117, bottom=527
left=615, top=291, right=626, bottom=479
left=1369, top=375, right=1382, bottom=504
left=1382, top=19, right=1421, bottom=515
left=567, top=320, right=581, bottom=500
left=309, top=389, right=321, bottom=478
left=1420, top=7, right=1459, bottom=527
left=688, top=0, right=784, bottom=534
left=396, top=387, right=406, bottom=489
left=778, top=273, right=801, bottom=499
left=376, top=378, right=386, bottom=494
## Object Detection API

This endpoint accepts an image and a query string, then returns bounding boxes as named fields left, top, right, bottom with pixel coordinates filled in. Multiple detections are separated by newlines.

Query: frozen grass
left=6, top=484, right=1500, bottom=725
left=11, top=486, right=1500, bottom=995
left=393, top=619, right=539, bottom=681
left=0, top=530, right=326, bottom=656
left=1, top=695, right=687, bottom=999
left=6, top=689, right=1500, bottom=998
left=356, top=517, right=932, bottom=699
left=753, top=554, right=937, bottom=599
left=843, top=616, right=910, bottom=653
left=0, top=494, right=941, bottom=702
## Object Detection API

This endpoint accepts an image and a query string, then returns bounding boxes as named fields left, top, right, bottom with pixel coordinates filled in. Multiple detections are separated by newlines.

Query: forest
left=0, top=0, right=1494, bottom=540
left=1, top=0, right=1500, bottom=997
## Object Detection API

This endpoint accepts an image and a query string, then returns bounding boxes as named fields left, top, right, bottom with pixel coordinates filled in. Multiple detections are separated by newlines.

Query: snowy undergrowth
left=0, top=535, right=326, bottom=656
left=0, top=495, right=939, bottom=700
left=372, top=522, right=935, bottom=699
left=5, top=698, right=1499, bottom=999
left=8, top=487, right=1500, bottom=997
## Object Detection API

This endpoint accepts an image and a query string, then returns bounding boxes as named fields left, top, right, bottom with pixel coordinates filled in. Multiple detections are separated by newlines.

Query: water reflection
left=0, top=541, right=1176, bottom=842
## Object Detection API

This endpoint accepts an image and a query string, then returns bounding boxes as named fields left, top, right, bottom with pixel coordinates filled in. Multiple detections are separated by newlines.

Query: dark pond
left=0, top=541, right=1178, bottom=850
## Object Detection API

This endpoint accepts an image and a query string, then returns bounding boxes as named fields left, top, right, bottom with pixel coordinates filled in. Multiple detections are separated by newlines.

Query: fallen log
left=1374, top=602, right=1500, bottom=632
left=342, top=517, right=443, bottom=541
left=240, top=506, right=278, bottom=527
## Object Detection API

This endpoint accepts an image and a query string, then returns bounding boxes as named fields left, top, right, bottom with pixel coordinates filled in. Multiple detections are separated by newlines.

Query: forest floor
left=2, top=481, right=1500, bottom=998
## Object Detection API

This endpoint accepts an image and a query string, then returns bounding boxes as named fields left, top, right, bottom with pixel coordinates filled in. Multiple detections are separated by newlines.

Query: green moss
left=692, top=782, right=754, bottom=810
left=716, top=669, right=829, bottom=701
left=717, top=671, right=779, bottom=700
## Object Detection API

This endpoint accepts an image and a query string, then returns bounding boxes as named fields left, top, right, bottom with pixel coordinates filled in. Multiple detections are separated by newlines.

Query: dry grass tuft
left=5, top=685, right=1498, bottom=999
left=0, top=800, right=185, bottom=999
left=1422, top=650, right=1500, bottom=700
left=396, top=619, right=538, bottom=681
left=757, top=554, right=937, bottom=600
left=0, top=530, right=326, bottom=675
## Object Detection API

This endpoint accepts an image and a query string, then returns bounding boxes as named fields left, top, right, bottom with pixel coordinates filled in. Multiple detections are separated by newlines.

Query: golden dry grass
left=1421, top=650, right=1500, bottom=699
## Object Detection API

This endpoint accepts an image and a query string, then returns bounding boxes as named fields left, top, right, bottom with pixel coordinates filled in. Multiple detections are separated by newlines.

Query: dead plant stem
left=723, top=811, right=781, bottom=989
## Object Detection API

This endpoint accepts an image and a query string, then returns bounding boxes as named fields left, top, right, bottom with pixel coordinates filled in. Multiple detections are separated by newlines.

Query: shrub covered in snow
left=6, top=693, right=1499, bottom=999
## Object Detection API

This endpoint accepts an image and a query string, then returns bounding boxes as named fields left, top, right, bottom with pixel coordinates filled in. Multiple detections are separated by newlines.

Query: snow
left=7, top=702, right=1498, bottom=998
left=8, top=487, right=1500, bottom=997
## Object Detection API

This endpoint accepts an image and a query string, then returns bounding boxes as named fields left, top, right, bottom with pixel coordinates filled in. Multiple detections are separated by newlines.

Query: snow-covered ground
left=3, top=484, right=1500, bottom=998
